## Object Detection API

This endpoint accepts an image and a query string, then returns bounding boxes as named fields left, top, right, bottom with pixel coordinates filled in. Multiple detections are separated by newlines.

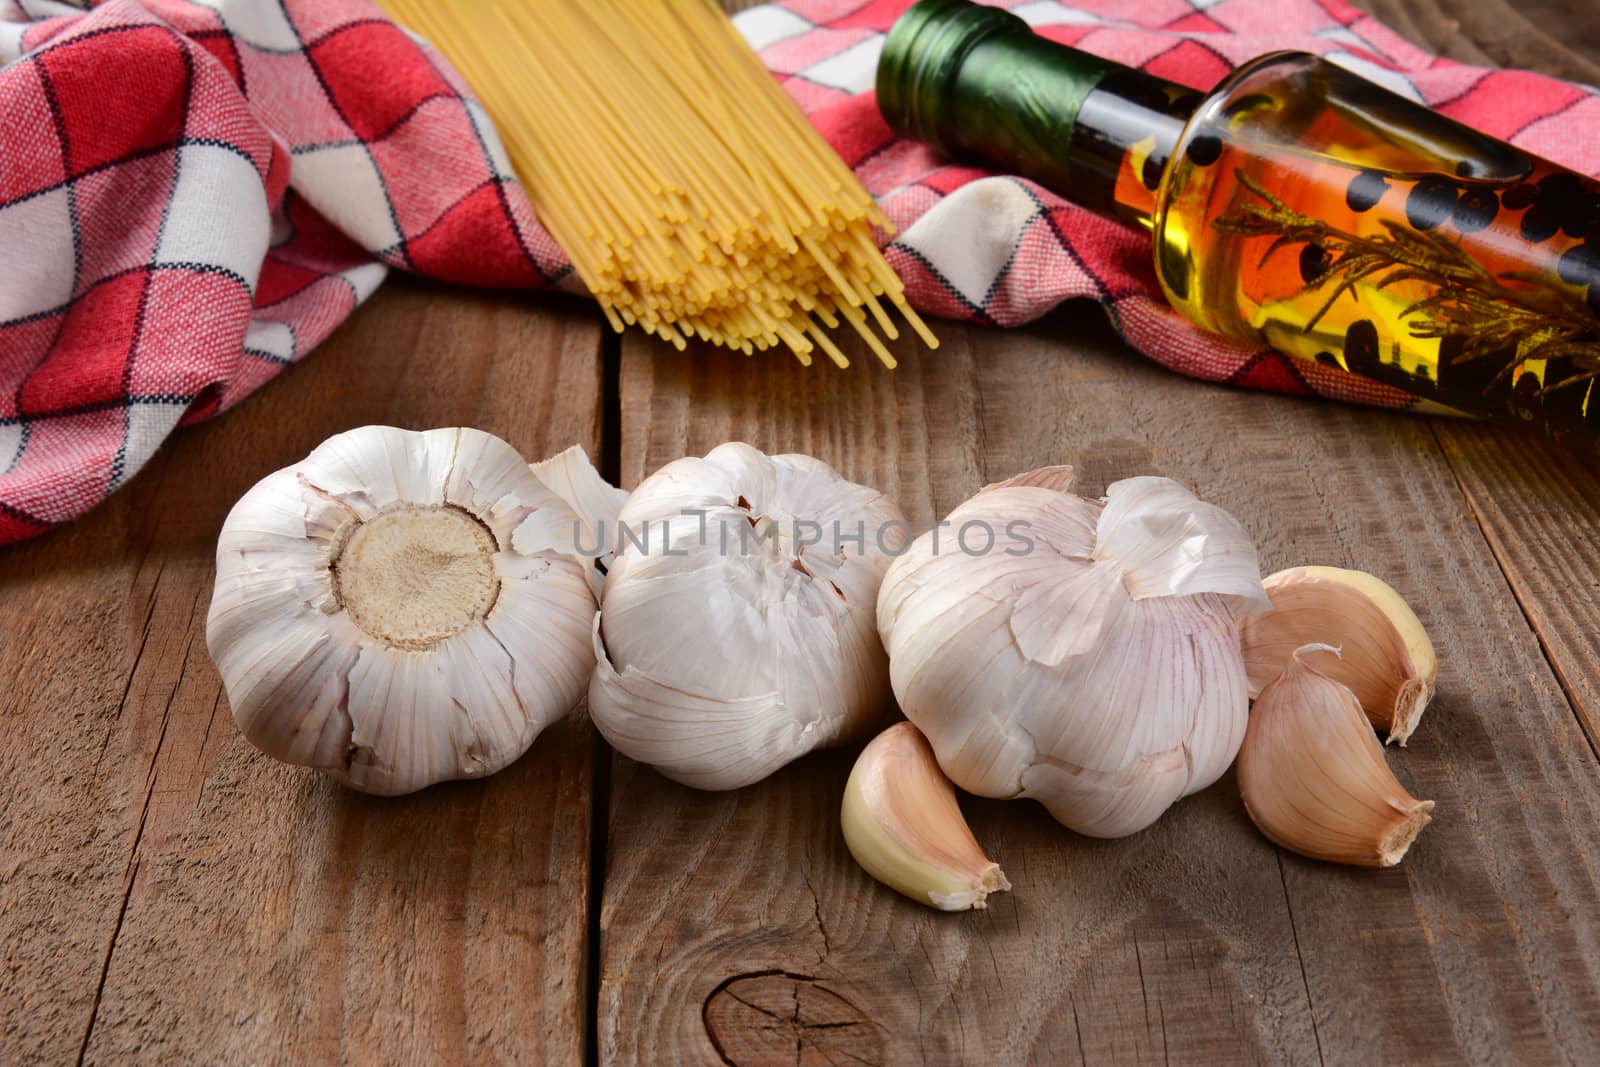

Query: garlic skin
left=530, top=444, right=631, bottom=600
left=877, top=468, right=1268, bottom=838
left=207, top=426, right=597, bottom=795
left=589, top=443, right=905, bottom=790
left=1237, top=644, right=1433, bottom=867
left=842, top=722, right=1010, bottom=911
left=1239, top=566, right=1436, bottom=745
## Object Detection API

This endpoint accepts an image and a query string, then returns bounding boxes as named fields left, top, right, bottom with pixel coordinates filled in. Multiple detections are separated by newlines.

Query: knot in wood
left=703, top=971, right=884, bottom=1066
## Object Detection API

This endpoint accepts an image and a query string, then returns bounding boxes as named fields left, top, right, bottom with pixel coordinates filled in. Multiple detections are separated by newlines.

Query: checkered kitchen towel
left=3, top=0, right=1597, bottom=545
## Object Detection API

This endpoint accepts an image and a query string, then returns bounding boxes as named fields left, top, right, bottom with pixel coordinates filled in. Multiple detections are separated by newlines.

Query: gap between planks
left=585, top=317, right=624, bottom=1067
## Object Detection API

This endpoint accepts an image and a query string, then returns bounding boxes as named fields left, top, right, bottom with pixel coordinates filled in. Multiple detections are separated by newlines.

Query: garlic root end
left=929, top=864, right=1012, bottom=911
left=1377, top=799, right=1435, bottom=867
left=1386, top=676, right=1432, bottom=747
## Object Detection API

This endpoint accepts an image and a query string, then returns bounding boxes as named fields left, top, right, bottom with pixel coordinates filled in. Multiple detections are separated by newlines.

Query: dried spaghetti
left=379, top=0, right=936, bottom=367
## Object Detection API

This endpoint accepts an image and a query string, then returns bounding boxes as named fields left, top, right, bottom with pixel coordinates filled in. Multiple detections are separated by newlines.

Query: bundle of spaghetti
left=378, top=0, right=937, bottom=367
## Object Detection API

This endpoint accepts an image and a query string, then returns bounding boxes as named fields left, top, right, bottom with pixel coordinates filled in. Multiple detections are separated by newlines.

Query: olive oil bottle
left=878, top=0, right=1600, bottom=440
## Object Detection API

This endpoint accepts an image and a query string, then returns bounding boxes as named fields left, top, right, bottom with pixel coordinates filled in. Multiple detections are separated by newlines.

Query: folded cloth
left=1, top=0, right=1595, bottom=545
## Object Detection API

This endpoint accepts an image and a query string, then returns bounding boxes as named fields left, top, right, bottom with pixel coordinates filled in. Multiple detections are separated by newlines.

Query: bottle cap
left=876, top=0, right=1028, bottom=145
left=876, top=0, right=1122, bottom=181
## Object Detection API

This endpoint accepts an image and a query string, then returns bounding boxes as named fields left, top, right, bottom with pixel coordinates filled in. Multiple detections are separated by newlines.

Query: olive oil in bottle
left=878, top=0, right=1600, bottom=440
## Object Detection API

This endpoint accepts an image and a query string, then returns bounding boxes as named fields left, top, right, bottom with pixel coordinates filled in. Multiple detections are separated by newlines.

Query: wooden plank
left=1428, top=425, right=1600, bottom=738
left=0, top=279, right=603, bottom=1064
left=600, top=310, right=1600, bottom=1065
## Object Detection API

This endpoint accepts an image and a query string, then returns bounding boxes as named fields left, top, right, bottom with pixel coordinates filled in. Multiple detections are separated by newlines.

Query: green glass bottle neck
left=878, top=0, right=1201, bottom=229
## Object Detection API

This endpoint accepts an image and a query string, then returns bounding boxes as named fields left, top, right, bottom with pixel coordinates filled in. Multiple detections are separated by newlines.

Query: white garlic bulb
left=876, top=467, right=1267, bottom=838
left=206, top=426, right=598, bottom=795
left=590, top=442, right=905, bottom=789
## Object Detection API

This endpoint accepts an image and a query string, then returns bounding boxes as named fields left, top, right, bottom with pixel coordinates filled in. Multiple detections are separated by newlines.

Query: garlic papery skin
left=530, top=444, right=629, bottom=600
left=1239, top=566, right=1436, bottom=745
left=1237, top=644, right=1434, bottom=867
left=877, top=467, right=1268, bottom=839
left=842, top=722, right=1010, bottom=911
left=206, top=426, right=597, bottom=796
left=589, top=442, right=906, bottom=790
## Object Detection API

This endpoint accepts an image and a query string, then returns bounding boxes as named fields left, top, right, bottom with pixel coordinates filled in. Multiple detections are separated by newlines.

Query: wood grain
left=599, top=310, right=1600, bottom=1065
left=1428, top=423, right=1600, bottom=738
left=0, top=280, right=603, bottom=1064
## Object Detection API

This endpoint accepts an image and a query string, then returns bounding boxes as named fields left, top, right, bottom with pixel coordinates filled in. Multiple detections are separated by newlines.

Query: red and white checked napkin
left=2, top=0, right=1596, bottom=545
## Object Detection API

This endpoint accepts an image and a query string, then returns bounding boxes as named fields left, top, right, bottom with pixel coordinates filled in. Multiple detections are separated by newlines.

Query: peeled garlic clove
left=1239, top=566, right=1436, bottom=745
left=589, top=443, right=905, bottom=790
left=206, top=426, right=597, bottom=795
left=1237, top=644, right=1433, bottom=868
left=842, top=722, right=1010, bottom=911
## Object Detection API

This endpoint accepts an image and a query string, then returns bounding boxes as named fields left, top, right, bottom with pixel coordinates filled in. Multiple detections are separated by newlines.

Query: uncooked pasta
left=380, top=0, right=937, bottom=367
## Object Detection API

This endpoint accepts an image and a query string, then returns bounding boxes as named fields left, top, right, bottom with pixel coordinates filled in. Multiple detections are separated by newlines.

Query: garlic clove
left=1237, top=643, right=1434, bottom=867
left=207, top=426, right=597, bottom=795
left=530, top=444, right=629, bottom=599
left=1012, top=591, right=1250, bottom=836
left=530, top=445, right=627, bottom=526
left=842, top=722, right=1010, bottom=911
left=588, top=614, right=799, bottom=790
left=1238, top=566, right=1436, bottom=745
left=983, top=464, right=1076, bottom=493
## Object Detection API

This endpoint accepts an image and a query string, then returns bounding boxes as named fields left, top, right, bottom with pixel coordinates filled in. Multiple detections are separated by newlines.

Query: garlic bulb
left=589, top=442, right=905, bottom=789
left=877, top=467, right=1268, bottom=838
left=842, top=721, right=1010, bottom=911
left=206, top=426, right=597, bottom=795
left=1237, top=644, right=1433, bottom=867
left=1239, top=566, right=1436, bottom=745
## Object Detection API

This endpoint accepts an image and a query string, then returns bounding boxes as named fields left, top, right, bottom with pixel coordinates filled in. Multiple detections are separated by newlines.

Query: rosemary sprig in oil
left=1213, top=170, right=1600, bottom=396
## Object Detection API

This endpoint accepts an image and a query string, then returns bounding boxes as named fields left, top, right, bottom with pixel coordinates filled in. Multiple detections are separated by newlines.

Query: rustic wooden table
left=6, top=1, right=1600, bottom=1064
